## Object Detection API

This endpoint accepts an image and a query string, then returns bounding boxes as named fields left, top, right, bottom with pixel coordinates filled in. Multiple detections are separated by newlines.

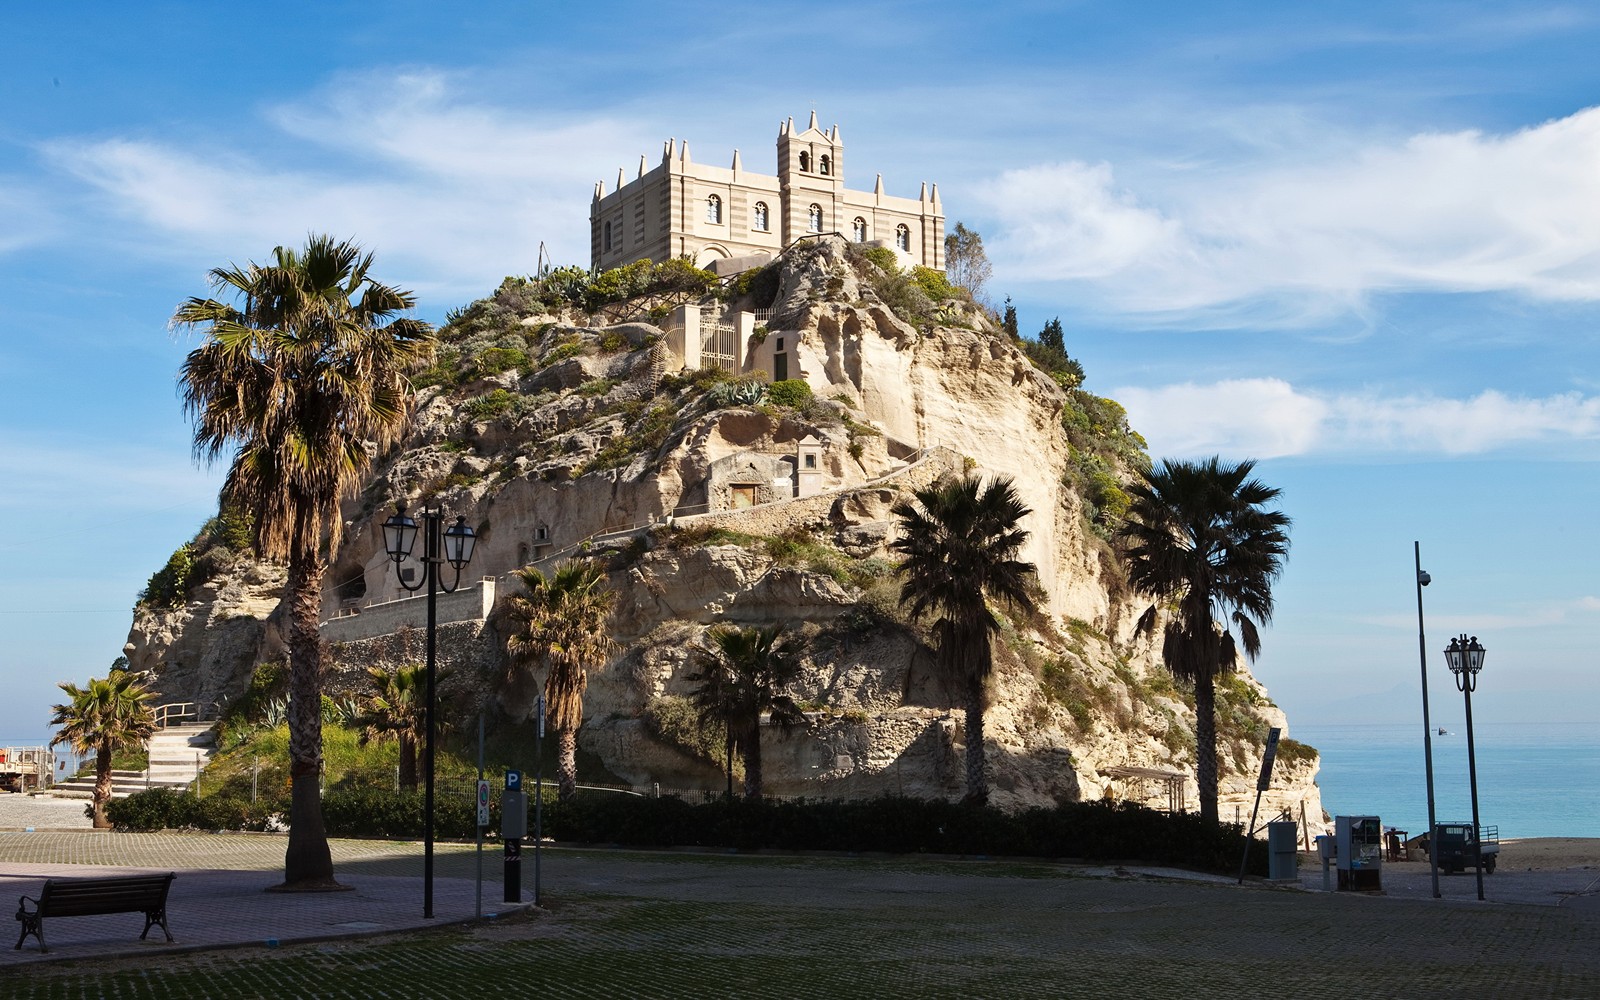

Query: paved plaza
left=4, top=796, right=1600, bottom=998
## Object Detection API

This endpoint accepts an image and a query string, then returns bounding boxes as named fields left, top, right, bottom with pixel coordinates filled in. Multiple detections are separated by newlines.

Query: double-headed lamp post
left=381, top=502, right=477, bottom=919
left=1443, top=634, right=1487, bottom=902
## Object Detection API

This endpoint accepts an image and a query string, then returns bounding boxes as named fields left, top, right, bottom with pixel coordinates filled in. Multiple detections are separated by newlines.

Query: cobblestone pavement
left=0, top=793, right=93, bottom=830
left=5, top=830, right=1600, bottom=998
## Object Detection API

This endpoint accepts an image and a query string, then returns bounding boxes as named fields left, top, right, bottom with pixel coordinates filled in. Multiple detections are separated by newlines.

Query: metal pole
left=476, top=712, right=484, bottom=919
left=424, top=511, right=439, bottom=920
left=534, top=698, right=543, bottom=907
left=1463, top=663, right=1486, bottom=901
left=1414, top=542, right=1442, bottom=898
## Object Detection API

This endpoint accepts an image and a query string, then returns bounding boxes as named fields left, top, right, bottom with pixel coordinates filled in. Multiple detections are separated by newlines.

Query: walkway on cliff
left=5, top=825, right=1600, bottom=997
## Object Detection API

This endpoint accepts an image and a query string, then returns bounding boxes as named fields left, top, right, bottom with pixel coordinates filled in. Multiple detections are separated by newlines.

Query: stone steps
left=54, top=723, right=220, bottom=799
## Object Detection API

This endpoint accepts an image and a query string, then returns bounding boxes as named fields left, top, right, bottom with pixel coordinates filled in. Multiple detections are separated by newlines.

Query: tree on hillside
left=502, top=559, right=617, bottom=801
left=1039, top=317, right=1064, bottom=352
left=49, top=669, right=157, bottom=829
left=944, top=222, right=992, bottom=302
left=1117, top=457, right=1291, bottom=826
left=174, top=234, right=434, bottom=890
left=687, top=624, right=807, bottom=801
left=357, top=663, right=434, bottom=790
left=891, top=474, right=1038, bottom=805
left=1002, top=297, right=1019, bottom=339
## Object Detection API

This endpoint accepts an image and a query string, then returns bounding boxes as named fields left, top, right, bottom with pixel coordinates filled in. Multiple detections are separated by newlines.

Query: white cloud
left=37, top=71, right=656, bottom=300
left=1118, top=378, right=1600, bottom=459
left=984, top=106, right=1600, bottom=323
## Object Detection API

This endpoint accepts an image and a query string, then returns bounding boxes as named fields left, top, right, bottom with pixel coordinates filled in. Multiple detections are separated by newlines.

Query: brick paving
left=5, top=829, right=1600, bottom=998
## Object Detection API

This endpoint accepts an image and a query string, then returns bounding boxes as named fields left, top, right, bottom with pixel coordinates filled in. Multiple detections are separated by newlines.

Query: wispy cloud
left=1118, top=378, right=1600, bottom=459
left=983, top=106, right=1600, bottom=325
left=38, top=71, right=657, bottom=300
left=1361, top=596, right=1600, bottom=632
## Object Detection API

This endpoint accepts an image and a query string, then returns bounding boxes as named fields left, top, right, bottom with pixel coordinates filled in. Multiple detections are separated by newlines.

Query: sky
left=3, top=1, right=1599, bottom=745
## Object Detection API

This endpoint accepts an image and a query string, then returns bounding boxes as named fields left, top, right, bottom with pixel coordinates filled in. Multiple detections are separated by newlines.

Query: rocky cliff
left=124, top=238, right=1324, bottom=827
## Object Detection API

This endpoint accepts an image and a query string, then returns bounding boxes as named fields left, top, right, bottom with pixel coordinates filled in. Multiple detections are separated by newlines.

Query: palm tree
left=502, top=560, right=617, bottom=801
left=173, top=235, right=433, bottom=889
left=1117, top=456, right=1291, bottom=826
left=49, top=671, right=157, bottom=829
left=687, top=624, right=807, bottom=801
left=890, top=473, right=1037, bottom=806
left=357, top=663, right=430, bottom=789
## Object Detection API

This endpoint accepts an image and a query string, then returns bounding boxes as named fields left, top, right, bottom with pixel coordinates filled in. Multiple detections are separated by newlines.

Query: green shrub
left=1277, top=738, right=1319, bottom=766
left=463, top=389, right=519, bottom=421
left=910, top=266, right=957, bottom=302
left=642, top=696, right=730, bottom=772
left=474, top=346, right=530, bottom=376
left=139, top=544, right=194, bottom=608
left=542, top=796, right=1266, bottom=875
left=766, top=379, right=813, bottom=409
left=733, top=263, right=782, bottom=307
left=858, top=246, right=899, bottom=274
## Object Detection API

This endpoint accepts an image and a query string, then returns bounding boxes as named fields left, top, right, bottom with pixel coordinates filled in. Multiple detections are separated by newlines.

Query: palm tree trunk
left=742, top=717, right=762, bottom=801
left=963, top=674, right=988, bottom=806
left=92, top=739, right=114, bottom=830
left=280, top=545, right=338, bottom=889
left=1195, top=672, right=1219, bottom=826
left=399, top=736, right=418, bottom=790
left=557, top=727, right=578, bottom=801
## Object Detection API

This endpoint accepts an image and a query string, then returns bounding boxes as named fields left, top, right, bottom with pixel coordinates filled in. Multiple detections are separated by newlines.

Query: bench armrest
left=16, top=894, right=39, bottom=915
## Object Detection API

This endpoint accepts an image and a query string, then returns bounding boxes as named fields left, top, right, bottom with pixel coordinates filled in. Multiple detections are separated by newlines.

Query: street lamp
left=1443, top=633, right=1487, bottom=902
left=1413, top=543, right=1442, bottom=898
left=381, top=502, right=478, bottom=918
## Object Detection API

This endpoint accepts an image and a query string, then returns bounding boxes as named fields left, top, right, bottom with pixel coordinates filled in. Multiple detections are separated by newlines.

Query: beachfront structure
left=590, top=112, right=946, bottom=275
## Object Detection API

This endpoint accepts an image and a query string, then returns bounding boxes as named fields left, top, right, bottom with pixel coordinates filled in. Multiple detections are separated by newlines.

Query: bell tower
left=776, top=111, right=844, bottom=245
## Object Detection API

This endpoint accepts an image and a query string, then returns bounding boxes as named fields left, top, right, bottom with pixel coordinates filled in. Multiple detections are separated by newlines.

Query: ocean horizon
left=1296, top=722, right=1600, bottom=840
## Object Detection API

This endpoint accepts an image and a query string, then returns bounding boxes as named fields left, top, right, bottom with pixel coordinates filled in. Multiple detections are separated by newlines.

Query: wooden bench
left=14, top=872, right=176, bottom=953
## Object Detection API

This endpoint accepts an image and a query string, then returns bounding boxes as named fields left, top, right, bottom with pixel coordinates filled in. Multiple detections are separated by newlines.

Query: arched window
left=706, top=194, right=722, bottom=224
left=799, top=151, right=810, bottom=172
left=852, top=217, right=867, bottom=242
left=808, top=204, right=823, bottom=233
left=603, top=221, right=613, bottom=251
left=895, top=224, right=911, bottom=251
left=820, top=154, right=831, bottom=176
left=753, top=202, right=769, bottom=232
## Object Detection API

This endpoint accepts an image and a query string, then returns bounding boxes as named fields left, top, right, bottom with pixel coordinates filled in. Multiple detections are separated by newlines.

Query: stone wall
left=318, top=578, right=497, bottom=645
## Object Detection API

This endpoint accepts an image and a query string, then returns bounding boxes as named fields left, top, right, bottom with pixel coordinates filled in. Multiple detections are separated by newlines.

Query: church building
left=590, top=112, right=945, bottom=275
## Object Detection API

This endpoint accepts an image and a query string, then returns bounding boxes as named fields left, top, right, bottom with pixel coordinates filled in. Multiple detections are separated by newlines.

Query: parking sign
left=476, top=780, right=491, bottom=826
left=506, top=770, right=522, bottom=790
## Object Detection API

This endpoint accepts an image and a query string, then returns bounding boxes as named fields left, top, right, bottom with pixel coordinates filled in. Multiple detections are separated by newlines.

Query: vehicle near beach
left=1433, top=822, right=1499, bottom=874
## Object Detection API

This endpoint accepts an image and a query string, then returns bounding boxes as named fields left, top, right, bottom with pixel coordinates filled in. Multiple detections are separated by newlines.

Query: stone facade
left=590, top=112, right=946, bottom=274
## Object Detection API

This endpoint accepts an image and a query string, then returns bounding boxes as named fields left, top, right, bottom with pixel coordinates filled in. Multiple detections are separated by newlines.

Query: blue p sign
left=506, top=770, right=522, bottom=790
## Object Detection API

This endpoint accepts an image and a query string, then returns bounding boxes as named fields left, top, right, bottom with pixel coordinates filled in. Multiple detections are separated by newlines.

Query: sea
left=1296, top=722, right=1600, bottom=840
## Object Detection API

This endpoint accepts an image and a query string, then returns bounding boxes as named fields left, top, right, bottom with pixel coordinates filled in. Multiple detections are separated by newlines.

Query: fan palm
left=890, top=473, right=1037, bottom=805
left=49, top=671, right=157, bottom=829
left=1117, top=456, right=1291, bottom=826
left=502, top=560, right=617, bottom=800
left=357, top=663, right=431, bottom=789
left=687, top=624, right=807, bottom=800
left=174, top=234, right=433, bottom=888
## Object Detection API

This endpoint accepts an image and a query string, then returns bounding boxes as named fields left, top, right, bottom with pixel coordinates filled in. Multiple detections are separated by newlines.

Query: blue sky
left=4, top=1, right=1599, bottom=745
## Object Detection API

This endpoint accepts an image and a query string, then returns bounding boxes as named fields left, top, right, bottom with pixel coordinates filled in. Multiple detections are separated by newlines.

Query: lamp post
left=1413, top=543, right=1442, bottom=898
left=1443, top=634, right=1487, bottom=902
left=381, top=502, right=477, bottom=918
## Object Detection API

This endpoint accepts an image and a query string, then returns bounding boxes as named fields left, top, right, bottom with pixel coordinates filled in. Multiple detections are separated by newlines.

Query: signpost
left=534, top=694, right=545, bottom=907
left=1237, top=727, right=1282, bottom=884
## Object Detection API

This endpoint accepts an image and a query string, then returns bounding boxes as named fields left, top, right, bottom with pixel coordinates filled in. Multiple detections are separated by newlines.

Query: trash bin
left=1267, top=821, right=1299, bottom=880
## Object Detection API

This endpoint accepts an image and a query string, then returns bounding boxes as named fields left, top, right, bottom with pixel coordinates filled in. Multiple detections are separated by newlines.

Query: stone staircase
left=51, top=723, right=219, bottom=800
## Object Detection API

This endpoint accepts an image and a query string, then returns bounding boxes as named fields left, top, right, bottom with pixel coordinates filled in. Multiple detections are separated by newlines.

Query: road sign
left=506, top=770, right=522, bottom=790
left=535, top=695, right=546, bottom=739
left=476, top=779, right=490, bottom=826
left=1257, top=727, right=1282, bottom=792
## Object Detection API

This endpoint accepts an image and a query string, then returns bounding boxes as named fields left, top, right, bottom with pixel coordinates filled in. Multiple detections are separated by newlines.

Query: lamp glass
left=443, top=516, right=476, bottom=568
left=382, top=510, right=419, bottom=560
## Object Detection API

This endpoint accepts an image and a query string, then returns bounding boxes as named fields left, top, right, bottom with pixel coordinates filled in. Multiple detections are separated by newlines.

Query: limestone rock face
left=125, top=239, right=1325, bottom=827
left=122, top=560, right=287, bottom=713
